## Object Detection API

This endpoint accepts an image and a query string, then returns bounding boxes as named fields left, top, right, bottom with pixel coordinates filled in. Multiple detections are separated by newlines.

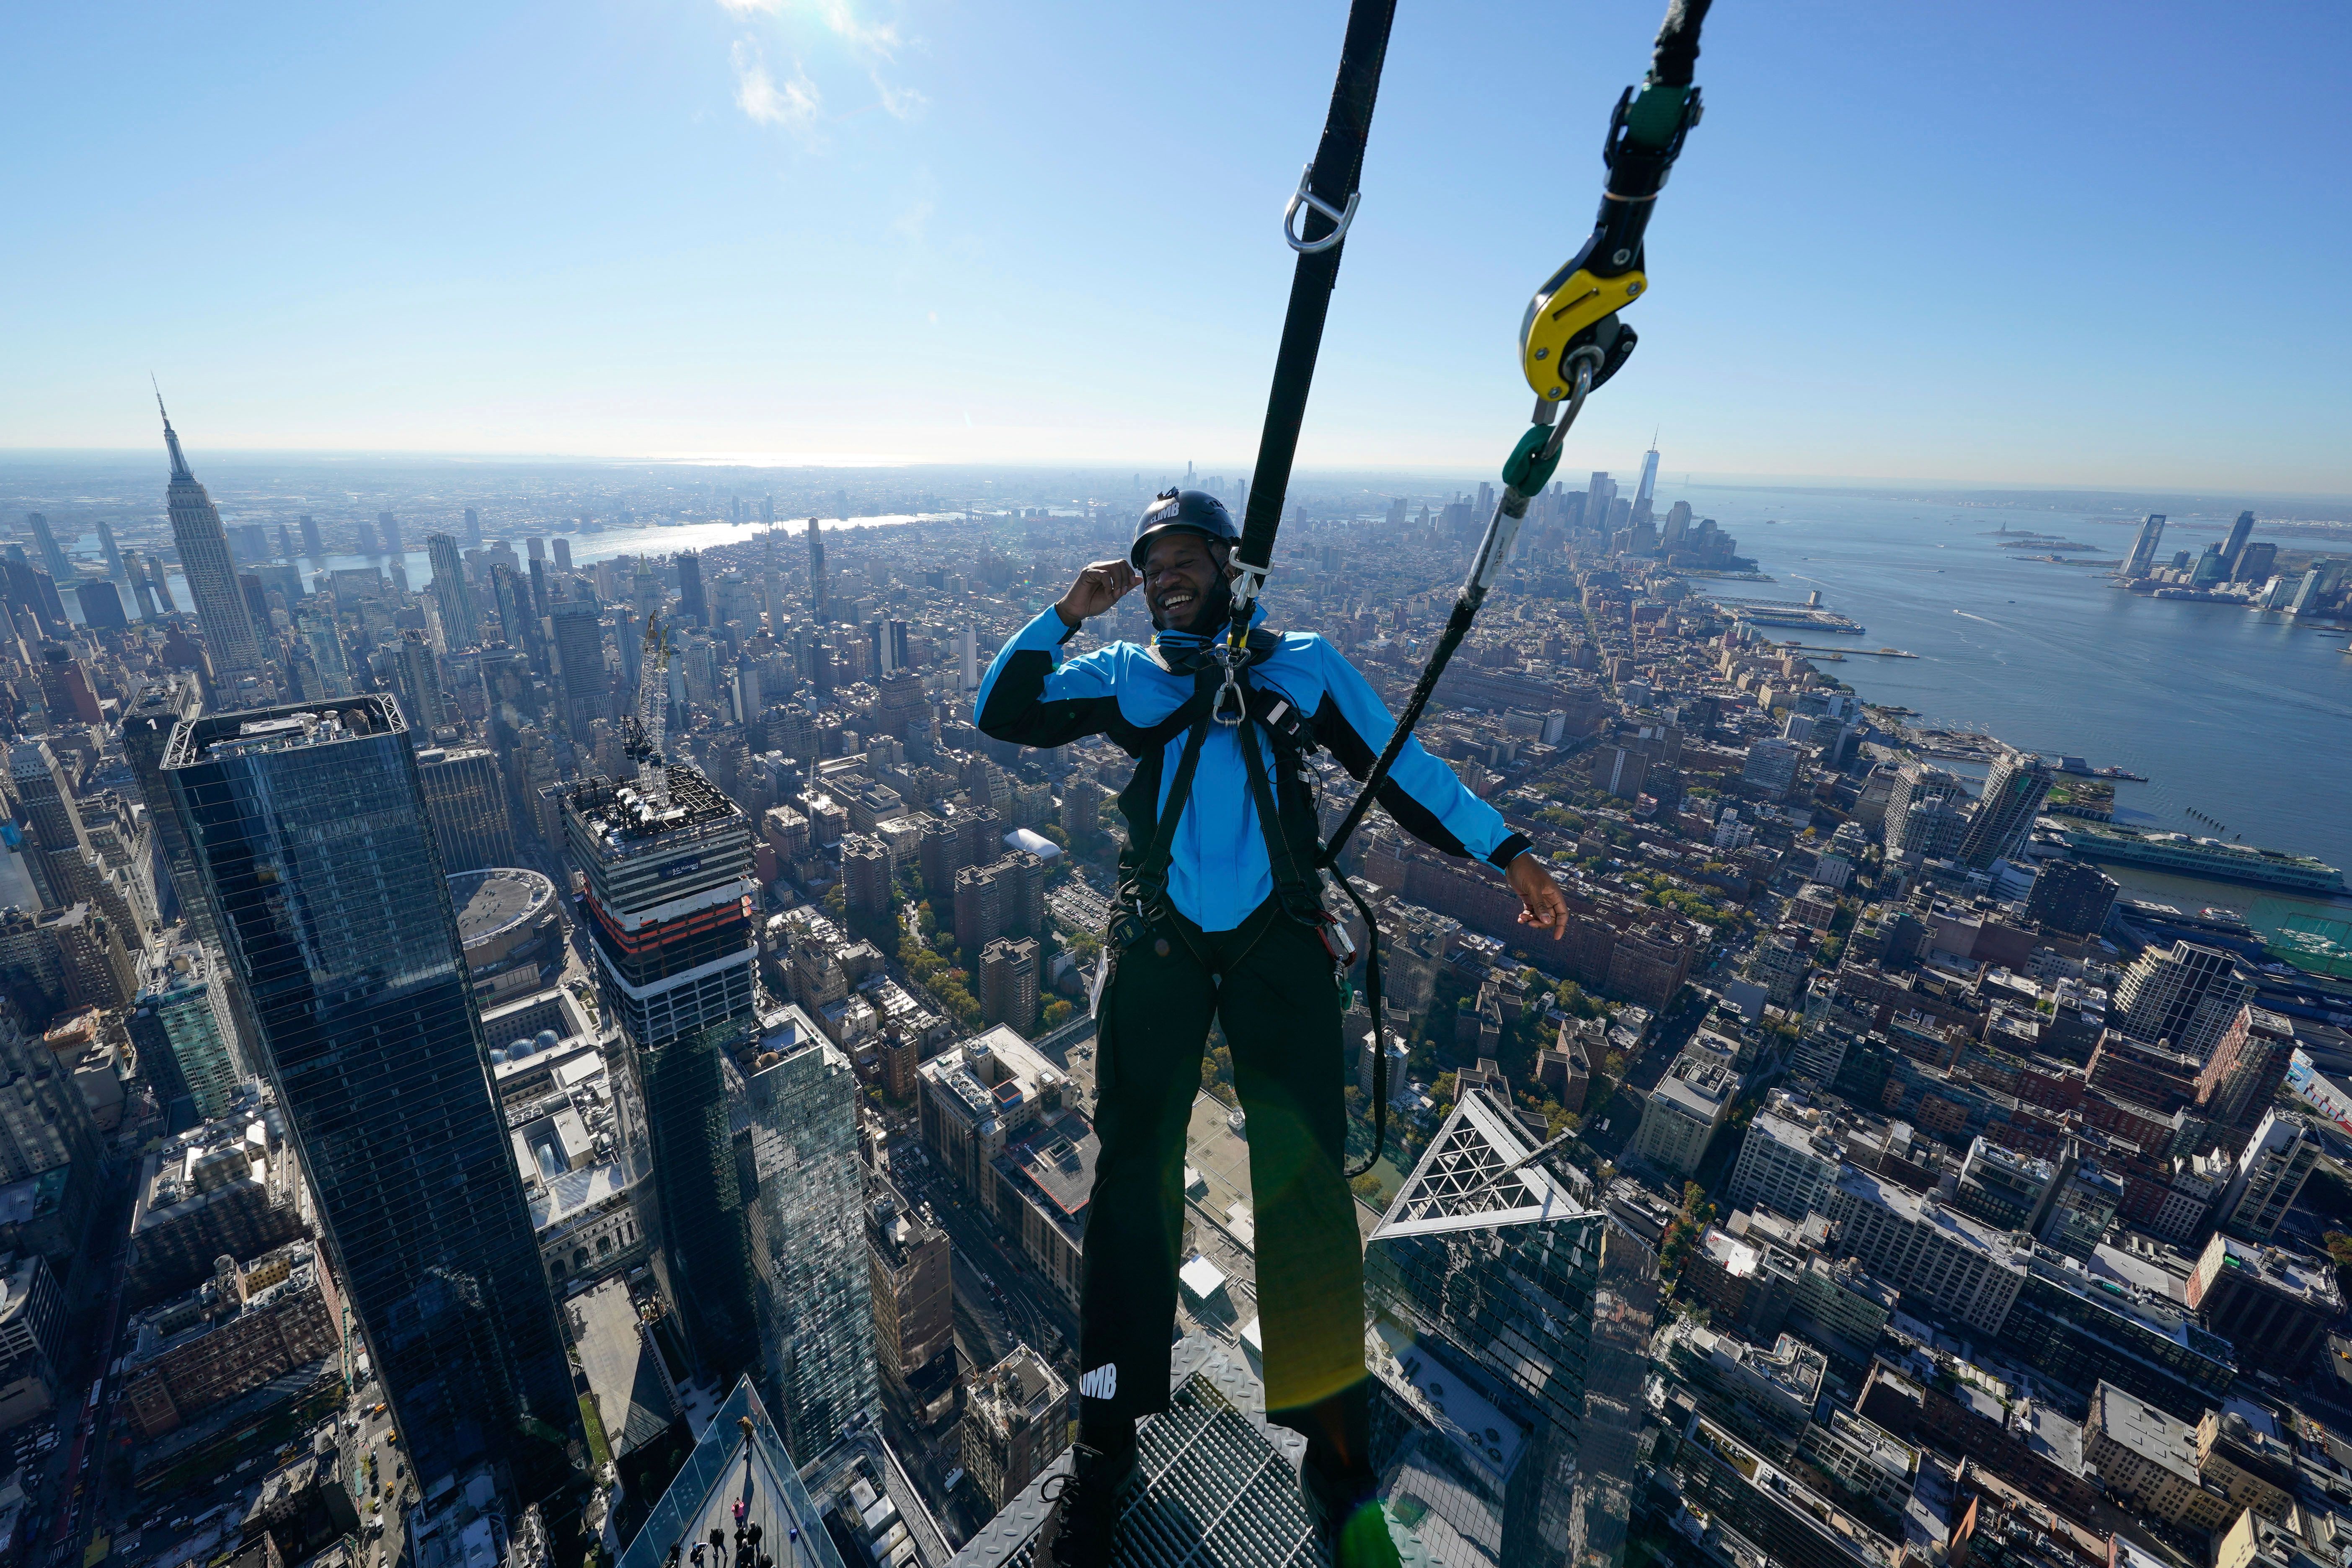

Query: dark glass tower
left=163, top=695, right=580, bottom=1501
left=675, top=550, right=706, bottom=628
left=561, top=766, right=760, bottom=1379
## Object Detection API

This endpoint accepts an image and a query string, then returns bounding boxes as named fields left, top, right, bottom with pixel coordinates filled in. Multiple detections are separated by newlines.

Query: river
left=1670, top=484, right=2352, bottom=939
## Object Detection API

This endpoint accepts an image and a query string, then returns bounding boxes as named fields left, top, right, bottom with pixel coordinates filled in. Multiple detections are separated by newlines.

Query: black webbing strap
left=1231, top=696, right=1320, bottom=914
left=1228, top=0, right=1401, bottom=618
left=1127, top=704, right=1215, bottom=912
left=1230, top=677, right=1390, bottom=1179
left=1331, top=870, right=1388, bottom=1180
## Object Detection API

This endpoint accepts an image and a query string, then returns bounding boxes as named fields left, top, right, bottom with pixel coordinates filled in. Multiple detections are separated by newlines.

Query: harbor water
left=1678, top=484, right=2352, bottom=927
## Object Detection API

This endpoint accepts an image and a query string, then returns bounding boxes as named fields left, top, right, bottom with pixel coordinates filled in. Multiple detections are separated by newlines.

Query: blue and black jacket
left=973, top=604, right=1533, bottom=934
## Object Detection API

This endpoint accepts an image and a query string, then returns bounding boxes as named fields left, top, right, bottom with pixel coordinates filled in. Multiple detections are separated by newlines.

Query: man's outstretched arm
left=972, top=560, right=1135, bottom=749
left=1307, top=640, right=1571, bottom=938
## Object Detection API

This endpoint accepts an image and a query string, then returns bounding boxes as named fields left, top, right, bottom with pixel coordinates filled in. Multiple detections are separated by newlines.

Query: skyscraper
left=1583, top=472, right=1616, bottom=536
left=760, top=527, right=779, bottom=634
left=549, top=599, right=607, bottom=743
left=426, top=533, right=478, bottom=648
left=673, top=550, right=706, bottom=629
left=8, top=740, right=97, bottom=914
left=2123, top=513, right=2168, bottom=576
left=2232, top=540, right=2278, bottom=584
left=2114, top=939, right=2254, bottom=1059
left=122, top=552, right=164, bottom=620
left=158, top=399, right=266, bottom=693
left=2194, top=1004, right=2296, bottom=1131
left=738, top=1003, right=878, bottom=1456
left=376, top=510, right=402, bottom=558
left=1956, top=747, right=2053, bottom=869
left=2024, top=858, right=2116, bottom=938
left=97, top=522, right=129, bottom=586
left=298, top=514, right=323, bottom=561
left=76, top=581, right=129, bottom=631
left=867, top=617, right=907, bottom=678
left=163, top=696, right=580, bottom=1502
left=463, top=506, right=482, bottom=551
left=414, top=747, right=519, bottom=873
left=2218, top=1109, right=2321, bottom=1239
left=26, top=514, right=71, bottom=584
left=1882, top=761, right=1969, bottom=858
left=562, top=766, right=761, bottom=1377
left=121, top=673, right=215, bottom=943
left=1365, top=1090, right=1636, bottom=1565
left=807, top=518, right=827, bottom=622
left=393, top=630, right=448, bottom=732
left=2220, top=509, right=2256, bottom=574
left=1629, top=437, right=1661, bottom=527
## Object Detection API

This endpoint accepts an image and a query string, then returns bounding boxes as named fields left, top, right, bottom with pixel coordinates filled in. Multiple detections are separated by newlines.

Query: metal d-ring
left=1283, top=164, right=1360, bottom=254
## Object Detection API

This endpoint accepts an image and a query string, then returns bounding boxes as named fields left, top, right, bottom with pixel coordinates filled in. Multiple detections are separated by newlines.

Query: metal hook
left=1282, top=164, right=1360, bottom=254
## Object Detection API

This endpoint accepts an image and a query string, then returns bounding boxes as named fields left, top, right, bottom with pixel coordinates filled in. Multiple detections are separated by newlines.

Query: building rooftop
left=131, top=1111, right=293, bottom=1235
left=2207, top=1234, right=2346, bottom=1312
left=564, top=1277, right=676, bottom=1460
left=1671, top=1321, right=1827, bottom=1416
left=797, top=1431, right=953, bottom=1568
left=918, top=1026, right=1067, bottom=1139
left=966, top=1345, right=1066, bottom=1444
left=2024, top=1246, right=2234, bottom=1367
left=1366, top=1318, right=1529, bottom=1488
left=992, top=1111, right=1097, bottom=1237
left=124, top=1240, right=325, bottom=1369
left=163, top=698, right=407, bottom=767
left=565, top=765, right=743, bottom=851
left=2090, top=1381, right=2200, bottom=1486
left=1834, top=1167, right=2032, bottom=1266
left=448, top=867, right=556, bottom=948
left=1749, top=1107, right=1845, bottom=1164
left=1654, top=1050, right=1737, bottom=1121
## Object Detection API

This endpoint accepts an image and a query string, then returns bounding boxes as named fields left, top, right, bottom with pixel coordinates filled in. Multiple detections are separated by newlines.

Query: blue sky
left=5, top=1, right=2348, bottom=488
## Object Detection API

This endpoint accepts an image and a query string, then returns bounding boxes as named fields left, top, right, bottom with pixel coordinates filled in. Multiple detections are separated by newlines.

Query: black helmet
left=1129, top=488, right=1241, bottom=570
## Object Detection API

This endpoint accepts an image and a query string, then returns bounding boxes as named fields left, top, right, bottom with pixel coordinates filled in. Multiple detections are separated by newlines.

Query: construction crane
left=621, top=612, right=675, bottom=809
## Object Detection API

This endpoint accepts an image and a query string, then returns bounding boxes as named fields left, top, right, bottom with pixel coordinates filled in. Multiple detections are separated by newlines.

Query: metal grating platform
left=950, top=1338, right=1433, bottom=1568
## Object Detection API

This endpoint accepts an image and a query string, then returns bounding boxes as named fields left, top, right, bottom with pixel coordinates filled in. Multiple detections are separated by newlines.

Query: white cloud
left=871, top=71, right=926, bottom=121
left=731, top=41, right=821, bottom=136
left=811, top=0, right=901, bottom=59
left=715, top=0, right=901, bottom=59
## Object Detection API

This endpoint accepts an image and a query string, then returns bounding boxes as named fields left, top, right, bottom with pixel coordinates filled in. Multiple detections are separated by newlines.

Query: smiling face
left=1142, top=531, right=1231, bottom=633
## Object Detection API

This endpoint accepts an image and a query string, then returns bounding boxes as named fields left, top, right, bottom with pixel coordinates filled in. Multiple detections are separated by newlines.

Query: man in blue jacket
left=975, top=491, right=1568, bottom=1565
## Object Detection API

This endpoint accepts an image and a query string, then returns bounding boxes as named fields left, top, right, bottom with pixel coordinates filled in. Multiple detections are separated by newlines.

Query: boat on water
left=2057, top=822, right=2345, bottom=894
left=2054, top=756, right=2147, bottom=781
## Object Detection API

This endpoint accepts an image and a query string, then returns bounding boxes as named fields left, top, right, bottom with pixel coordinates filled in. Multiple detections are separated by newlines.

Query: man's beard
left=1151, top=571, right=1235, bottom=635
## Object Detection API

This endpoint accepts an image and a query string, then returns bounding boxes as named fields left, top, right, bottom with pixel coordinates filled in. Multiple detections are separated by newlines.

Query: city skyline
left=5, top=6, right=2352, bottom=1563
left=6, top=4, right=2349, bottom=488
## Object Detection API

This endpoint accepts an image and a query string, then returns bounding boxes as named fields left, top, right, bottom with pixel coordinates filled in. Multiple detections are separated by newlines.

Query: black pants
left=1077, top=899, right=1370, bottom=1468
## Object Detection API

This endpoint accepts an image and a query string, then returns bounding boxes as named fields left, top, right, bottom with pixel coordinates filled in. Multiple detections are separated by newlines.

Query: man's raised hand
left=1056, top=559, right=1139, bottom=628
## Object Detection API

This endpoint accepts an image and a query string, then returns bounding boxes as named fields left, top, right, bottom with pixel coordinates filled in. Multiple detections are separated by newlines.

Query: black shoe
left=1300, top=1463, right=1398, bottom=1568
left=1034, top=1441, right=1135, bottom=1568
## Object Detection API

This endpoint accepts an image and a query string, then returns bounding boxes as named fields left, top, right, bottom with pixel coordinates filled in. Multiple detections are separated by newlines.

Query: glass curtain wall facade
left=735, top=1004, right=878, bottom=1458
left=1365, top=1091, right=1620, bottom=1566
left=163, top=696, right=579, bottom=1501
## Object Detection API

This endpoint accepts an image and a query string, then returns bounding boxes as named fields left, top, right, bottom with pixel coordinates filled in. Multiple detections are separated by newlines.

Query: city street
left=891, top=1147, right=1077, bottom=1369
left=45, top=1186, right=135, bottom=1568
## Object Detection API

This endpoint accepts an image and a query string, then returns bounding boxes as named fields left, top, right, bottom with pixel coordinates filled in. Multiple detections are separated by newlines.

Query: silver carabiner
left=1283, top=163, right=1360, bottom=254
left=1212, top=657, right=1246, bottom=726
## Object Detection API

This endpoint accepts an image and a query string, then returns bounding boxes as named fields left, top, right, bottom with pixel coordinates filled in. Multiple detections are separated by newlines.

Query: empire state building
left=158, top=398, right=266, bottom=695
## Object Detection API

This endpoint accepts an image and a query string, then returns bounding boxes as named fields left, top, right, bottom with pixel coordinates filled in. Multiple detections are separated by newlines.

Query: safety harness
left=1116, top=0, right=1714, bottom=1178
